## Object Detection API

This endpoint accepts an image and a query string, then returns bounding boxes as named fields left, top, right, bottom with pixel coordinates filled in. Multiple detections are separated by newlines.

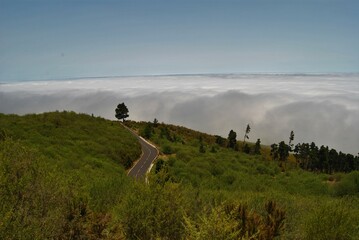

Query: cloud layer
left=1, top=74, right=358, bottom=154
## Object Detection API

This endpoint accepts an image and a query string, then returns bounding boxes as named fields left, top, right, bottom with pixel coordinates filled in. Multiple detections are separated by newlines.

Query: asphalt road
left=126, top=129, right=158, bottom=180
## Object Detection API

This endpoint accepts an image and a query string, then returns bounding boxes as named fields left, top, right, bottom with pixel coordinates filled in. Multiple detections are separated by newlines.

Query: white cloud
left=1, top=74, right=358, bottom=154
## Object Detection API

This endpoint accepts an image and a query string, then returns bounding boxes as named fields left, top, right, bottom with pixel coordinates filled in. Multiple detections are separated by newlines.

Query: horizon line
left=2, top=71, right=359, bottom=84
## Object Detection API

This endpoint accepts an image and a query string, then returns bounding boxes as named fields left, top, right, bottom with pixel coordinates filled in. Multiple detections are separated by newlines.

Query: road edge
left=120, top=122, right=159, bottom=180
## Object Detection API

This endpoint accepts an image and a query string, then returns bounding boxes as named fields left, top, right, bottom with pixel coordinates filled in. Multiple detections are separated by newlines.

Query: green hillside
left=0, top=111, right=141, bottom=239
left=1, top=112, right=358, bottom=239
left=127, top=120, right=359, bottom=240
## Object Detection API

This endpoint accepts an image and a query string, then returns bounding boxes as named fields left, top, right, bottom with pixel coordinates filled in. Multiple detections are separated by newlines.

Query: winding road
left=123, top=124, right=159, bottom=179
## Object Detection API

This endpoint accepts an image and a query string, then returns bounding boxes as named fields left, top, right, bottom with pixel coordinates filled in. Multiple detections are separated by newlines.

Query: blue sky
left=1, top=0, right=358, bottom=82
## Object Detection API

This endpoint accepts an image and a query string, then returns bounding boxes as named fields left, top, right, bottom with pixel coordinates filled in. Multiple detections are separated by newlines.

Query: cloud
left=1, top=74, right=358, bottom=154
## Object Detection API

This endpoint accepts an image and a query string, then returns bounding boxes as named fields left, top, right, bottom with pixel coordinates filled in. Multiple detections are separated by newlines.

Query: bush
left=334, top=171, right=359, bottom=196
left=185, top=201, right=285, bottom=240
left=303, top=201, right=357, bottom=240
left=116, top=180, right=185, bottom=239
left=0, top=139, right=67, bottom=239
left=162, top=145, right=173, bottom=155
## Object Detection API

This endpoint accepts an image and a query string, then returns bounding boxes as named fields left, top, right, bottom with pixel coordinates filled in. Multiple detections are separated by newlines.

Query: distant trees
left=271, top=131, right=294, bottom=167
left=254, top=139, right=261, bottom=155
left=115, top=102, right=129, bottom=122
left=215, top=135, right=226, bottom=147
left=271, top=141, right=290, bottom=169
left=227, top=130, right=238, bottom=150
left=294, top=142, right=359, bottom=173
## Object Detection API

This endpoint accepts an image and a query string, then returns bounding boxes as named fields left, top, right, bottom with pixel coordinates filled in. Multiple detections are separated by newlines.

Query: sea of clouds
left=1, top=74, right=358, bottom=154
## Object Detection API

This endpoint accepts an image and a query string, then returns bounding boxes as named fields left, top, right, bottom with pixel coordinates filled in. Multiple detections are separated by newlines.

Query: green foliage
left=199, top=143, right=206, bottom=153
left=271, top=141, right=290, bottom=167
left=1, top=114, right=359, bottom=239
left=0, top=112, right=142, bottom=238
left=185, top=200, right=285, bottom=240
left=289, top=130, right=294, bottom=150
left=0, top=139, right=115, bottom=239
left=243, top=143, right=251, bottom=154
left=0, top=112, right=141, bottom=170
left=242, top=123, right=251, bottom=148
left=0, top=139, right=64, bottom=239
left=227, top=129, right=238, bottom=150
left=116, top=179, right=185, bottom=240
left=162, top=145, right=173, bottom=155
left=130, top=121, right=359, bottom=239
left=303, top=200, right=358, bottom=240
left=295, top=142, right=359, bottom=173
left=254, top=138, right=261, bottom=155
left=115, top=102, right=129, bottom=121
left=334, top=171, right=359, bottom=196
left=155, top=158, right=166, bottom=173
left=141, top=122, right=153, bottom=139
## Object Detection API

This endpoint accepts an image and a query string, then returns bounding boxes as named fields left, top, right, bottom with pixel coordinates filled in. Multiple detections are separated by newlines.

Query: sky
left=1, top=0, right=359, bottom=82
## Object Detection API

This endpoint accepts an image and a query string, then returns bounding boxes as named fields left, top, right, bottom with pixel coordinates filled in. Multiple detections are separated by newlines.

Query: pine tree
left=227, top=130, right=237, bottom=150
left=115, top=102, right=129, bottom=122
left=254, top=139, right=261, bottom=155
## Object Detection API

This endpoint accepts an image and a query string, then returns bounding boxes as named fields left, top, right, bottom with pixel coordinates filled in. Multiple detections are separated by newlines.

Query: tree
left=142, top=122, right=153, bottom=139
left=215, top=135, right=226, bottom=147
left=115, top=102, right=129, bottom=122
left=227, top=130, right=237, bottom=150
left=278, top=141, right=289, bottom=163
left=254, top=139, right=261, bottom=155
left=243, top=124, right=251, bottom=148
left=243, top=144, right=251, bottom=154
left=270, top=144, right=279, bottom=161
left=288, top=130, right=294, bottom=151
left=271, top=141, right=289, bottom=167
left=153, top=118, right=159, bottom=127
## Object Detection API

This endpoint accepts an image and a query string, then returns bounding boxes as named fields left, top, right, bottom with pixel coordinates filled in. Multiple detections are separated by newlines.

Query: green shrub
left=303, top=201, right=357, bottom=240
left=116, top=180, right=185, bottom=240
left=185, top=201, right=286, bottom=240
left=0, top=139, right=67, bottom=239
left=162, top=145, right=173, bottom=155
left=334, top=171, right=359, bottom=196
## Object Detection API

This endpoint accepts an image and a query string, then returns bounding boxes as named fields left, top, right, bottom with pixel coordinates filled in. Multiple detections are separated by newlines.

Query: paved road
left=125, top=126, right=158, bottom=179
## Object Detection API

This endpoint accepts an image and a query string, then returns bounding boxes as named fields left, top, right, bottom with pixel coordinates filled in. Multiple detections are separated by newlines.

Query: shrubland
left=0, top=112, right=358, bottom=239
left=127, top=120, right=359, bottom=239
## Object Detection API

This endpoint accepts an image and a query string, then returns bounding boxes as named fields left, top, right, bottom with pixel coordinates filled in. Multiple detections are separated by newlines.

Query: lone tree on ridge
left=243, top=124, right=251, bottom=147
left=288, top=130, right=295, bottom=151
left=227, top=130, right=238, bottom=150
left=115, top=102, right=129, bottom=122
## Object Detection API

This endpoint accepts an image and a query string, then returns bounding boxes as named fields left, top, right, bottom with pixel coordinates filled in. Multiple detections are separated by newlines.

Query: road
left=125, top=126, right=159, bottom=179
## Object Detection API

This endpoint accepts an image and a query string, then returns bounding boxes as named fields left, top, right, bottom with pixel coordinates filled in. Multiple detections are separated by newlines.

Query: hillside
left=0, top=111, right=141, bottom=239
left=1, top=112, right=358, bottom=239
left=126, top=120, right=359, bottom=239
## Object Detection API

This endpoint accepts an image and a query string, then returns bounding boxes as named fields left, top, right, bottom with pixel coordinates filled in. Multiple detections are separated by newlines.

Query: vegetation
left=294, top=142, right=359, bottom=173
left=115, top=102, right=129, bottom=122
left=127, top=120, right=359, bottom=239
left=227, top=129, right=238, bottom=150
left=1, top=112, right=359, bottom=239
left=242, top=123, right=251, bottom=148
